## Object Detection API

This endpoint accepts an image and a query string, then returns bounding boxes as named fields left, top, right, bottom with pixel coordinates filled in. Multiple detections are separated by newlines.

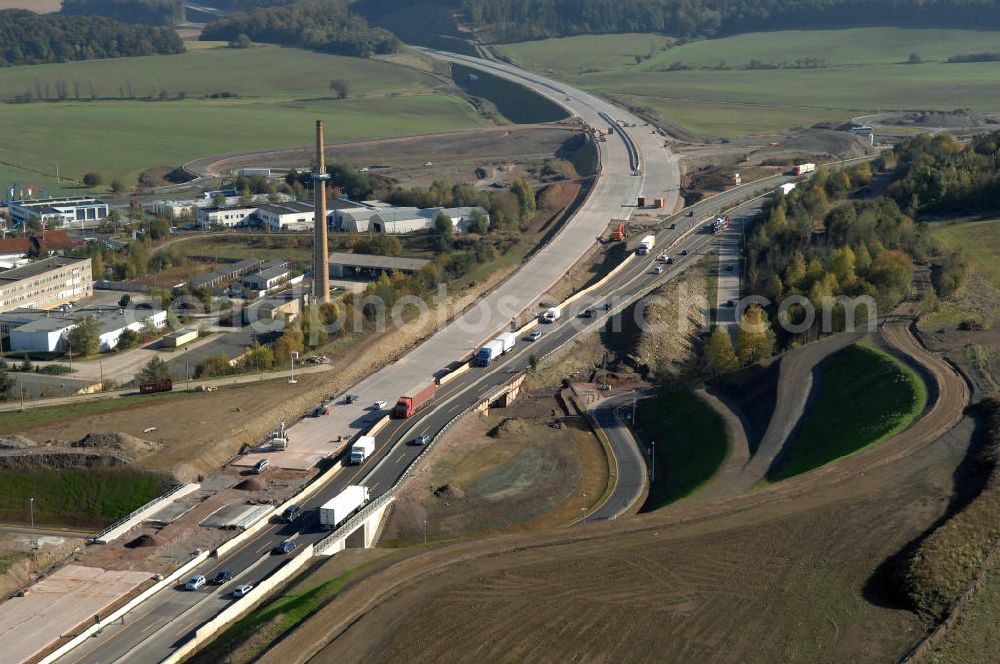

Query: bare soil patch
left=381, top=390, right=609, bottom=545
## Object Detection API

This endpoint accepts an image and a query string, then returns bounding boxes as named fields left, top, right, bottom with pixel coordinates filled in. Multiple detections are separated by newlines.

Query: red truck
left=392, top=381, right=437, bottom=418
left=139, top=379, right=172, bottom=394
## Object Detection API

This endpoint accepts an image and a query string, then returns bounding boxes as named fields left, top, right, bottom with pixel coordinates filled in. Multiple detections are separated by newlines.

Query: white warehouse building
left=335, top=205, right=488, bottom=234
left=255, top=202, right=315, bottom=231
left=1, top=306, right=167, bottom=352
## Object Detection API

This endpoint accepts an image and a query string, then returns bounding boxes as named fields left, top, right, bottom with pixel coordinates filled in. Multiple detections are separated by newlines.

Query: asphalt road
left=582, top=391, right=654, bottom=523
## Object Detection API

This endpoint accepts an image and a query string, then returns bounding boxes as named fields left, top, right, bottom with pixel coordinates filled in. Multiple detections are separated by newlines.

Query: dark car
left=211, top=570, right=232, bottom=585
left=280, top=504, right=301, bottom=523
left=726, top=264, right=734, bottom=272
left=681, top=249, right=689, bottom=255
left=686, top=211, right=694, bottom=217
left=579, top=309, right=593, bottom=318
left=273, top=540, right=297, bottom=555
left=345, top=394, right=358, bottom=404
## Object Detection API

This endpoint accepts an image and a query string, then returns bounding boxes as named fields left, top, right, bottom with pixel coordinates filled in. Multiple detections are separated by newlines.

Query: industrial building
left=7, top=196, right=109, bottom=227
left=196, top=205, right=257, bottom=228
left=333, top=203, right=488, bottom=234
left=0, top=305, right=167, bottom=352
left=328, top=252, right=431, bottom=279
left=242, top=287, right=308, bottom=325
left=241, top=259, right=291, bottom=292
left=162, top=327, right=199, bottom=347
left=0, top=256, right=92, bottom=314
left=254, top=202, right=315, bottom=231
left=186, top=258, right=264, bottom=291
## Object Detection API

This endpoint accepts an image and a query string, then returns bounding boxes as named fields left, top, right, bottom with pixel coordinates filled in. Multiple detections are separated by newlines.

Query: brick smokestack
left=313, top=120, right=330, bottom=304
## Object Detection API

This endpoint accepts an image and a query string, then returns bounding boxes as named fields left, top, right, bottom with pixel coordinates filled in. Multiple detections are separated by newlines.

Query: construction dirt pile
left=487, top=417, right=531, bottom=439
left=235, top=478, right=266, bottom=491
left=0, top=432, right=160, bottom=470
left=631, top=267, right=707, bottom=377
left=891, top=109, right=998, bottom=128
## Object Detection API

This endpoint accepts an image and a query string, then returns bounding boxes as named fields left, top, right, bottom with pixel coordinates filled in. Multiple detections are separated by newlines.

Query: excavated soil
left=631, top=266, right=708, bottom=377
left=0, top=432, right=160, bottom=470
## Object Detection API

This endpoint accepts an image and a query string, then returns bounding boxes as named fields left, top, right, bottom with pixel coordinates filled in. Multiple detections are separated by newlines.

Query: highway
left=54, top=53, right=800, bottom=664
left=58, top=166, right=787, bottom=664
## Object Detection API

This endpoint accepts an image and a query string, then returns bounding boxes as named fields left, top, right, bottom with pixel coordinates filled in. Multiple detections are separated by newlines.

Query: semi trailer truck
left=475, top=332, right=516, bottom=366
left=392, top=381, right=437, bottom=418
left=794, top=162, right=816, bottom=175
left=319, top=485, right=370, bottom=529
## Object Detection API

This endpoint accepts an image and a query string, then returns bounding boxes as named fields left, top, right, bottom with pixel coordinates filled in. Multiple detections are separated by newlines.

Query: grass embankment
left=769, top=344, right=926, bottom=481
left=931, top=219, right=1000, bottom=289
left=0, top=44, right=488, bottom=186
left=637, top=389, right=729, bottom=510
left=188, top=554, right=393, bottom=664
left=0, top=390, right=192, bottom=434
left=0, top=468, right=171, bottom=528
left=499, top=28, right=1000, bottom=138
left=709, top=360, right=780, bottom=455
left=897, top=398, right=1000, bottom=627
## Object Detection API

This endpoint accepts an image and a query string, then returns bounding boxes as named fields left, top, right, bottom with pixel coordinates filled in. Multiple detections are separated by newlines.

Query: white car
left=233, top=584, right=253, bottom=598
left=373, top=400, right=387, bottom=410
left=657, top=254, right=668, bottom=263
left=652, top=266, right=664, bottom=275
left=185, top=575, right=206, bottom=591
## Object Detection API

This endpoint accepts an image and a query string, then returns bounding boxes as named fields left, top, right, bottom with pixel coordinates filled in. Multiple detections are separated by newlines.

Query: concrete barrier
left=38, top=550, right=210, bottom=664
left=561, top=253, right=636, bottom=309
left=367, top=415, right=391, bottom=437
left=162, top=545, right=316, bottom=664
left=94, top=483, right=201, bottom=544
left=438, top=361, right=471, bottom=386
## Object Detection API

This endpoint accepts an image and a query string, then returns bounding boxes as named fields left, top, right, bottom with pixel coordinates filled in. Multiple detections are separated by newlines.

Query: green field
left=637, top=389, right=729, bottom=510
left=499, top=28, right=1000, bottom=137
left=931, top=219, right=1000, bottom=289
left=0, top=44, right=488, bottom=186
left=0, top=468, right=171, bottom=528
left=769, top=344, right=927, bottom=481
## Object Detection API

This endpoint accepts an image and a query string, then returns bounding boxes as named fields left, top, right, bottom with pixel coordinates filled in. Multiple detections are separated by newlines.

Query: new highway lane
left=54, top=53, right=802, bottom=664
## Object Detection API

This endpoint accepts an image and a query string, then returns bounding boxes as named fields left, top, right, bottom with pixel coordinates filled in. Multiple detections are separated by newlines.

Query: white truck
left=543, top=306, right=562, bottom=323
left=319, top=485, right=370, bottom=529
left=638, top=234, right=655, bottom=255
left=348, top=435, right=375, bottom=465
left=476, top=331, right=516, bottom=367
left=794, top=162, right=816, bottom=175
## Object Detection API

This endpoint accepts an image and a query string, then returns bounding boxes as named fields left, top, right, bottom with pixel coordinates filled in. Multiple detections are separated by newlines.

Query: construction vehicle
left=609, top=221, right=627, bottom=242
left=269, top=422, right=289, bottom=450
left=712, top=215, right=731, bottom=233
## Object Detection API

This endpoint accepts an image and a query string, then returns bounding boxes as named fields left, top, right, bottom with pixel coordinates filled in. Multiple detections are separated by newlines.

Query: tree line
left=60, top=0, right=184, bottom=27
left=200, top=0, right=399, bottom=58
left=353, top=0, right=1000, bottom=43
left=0, top=9, right=183, bottom=67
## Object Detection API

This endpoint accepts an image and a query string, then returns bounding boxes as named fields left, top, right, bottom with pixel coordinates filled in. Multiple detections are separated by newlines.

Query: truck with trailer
left=475, top=332, right=516, bottom=366
left=349, top=435, right=375, bottom=465
left=318, top=485, right=370, bottom=529
left=794, top=162, right=816, bottom=176
left=637, top=234, right=655, bottom=255
left=543, top=306, right=562, bottom=323
left=392, top=381, right=437, bottom=418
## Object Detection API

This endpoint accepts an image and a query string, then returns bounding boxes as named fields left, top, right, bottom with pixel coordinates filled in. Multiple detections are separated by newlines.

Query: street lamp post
left=423, top=519, right=427, bottom=545
left=29, top=497, right=34, bottom=531
left=288, top=351, right=298, bottom=384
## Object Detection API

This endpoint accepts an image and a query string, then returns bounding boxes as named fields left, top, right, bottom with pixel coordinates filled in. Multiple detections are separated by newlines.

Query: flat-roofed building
left=242, top=259, right=290, bottom=291
left=7, top=196, right=109, bottom=227
left=197, top=205, right=257, bottom=228
left=255, top=201, right=315, bottom=231
left=327, top=252, right=431, bottom=279
left=0, top=256, right=92, bottom=314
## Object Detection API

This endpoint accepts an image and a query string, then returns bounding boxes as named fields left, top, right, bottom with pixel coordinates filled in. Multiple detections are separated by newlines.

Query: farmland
left=0, top=44, right=488, bottom=187
left=498, top=28, right=1000, bottom=137
left=769, top=344, right=927, bottom=481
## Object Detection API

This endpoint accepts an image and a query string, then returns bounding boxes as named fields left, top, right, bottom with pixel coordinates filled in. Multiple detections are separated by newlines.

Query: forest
left=60, top=0, right=184, bottom=26
left=199, top=0, right=399, bottom=57
left=0, top=9, right=184, bottom=66
left=353, top=0, right=1000, bottom=43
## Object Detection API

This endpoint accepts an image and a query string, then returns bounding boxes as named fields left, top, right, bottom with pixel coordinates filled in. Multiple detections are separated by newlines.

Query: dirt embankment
left=381, top=390, right=608, bottom=544
left=0, top=432, right=159, bottom=470
left=629, top=266, right=708, bottom=378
